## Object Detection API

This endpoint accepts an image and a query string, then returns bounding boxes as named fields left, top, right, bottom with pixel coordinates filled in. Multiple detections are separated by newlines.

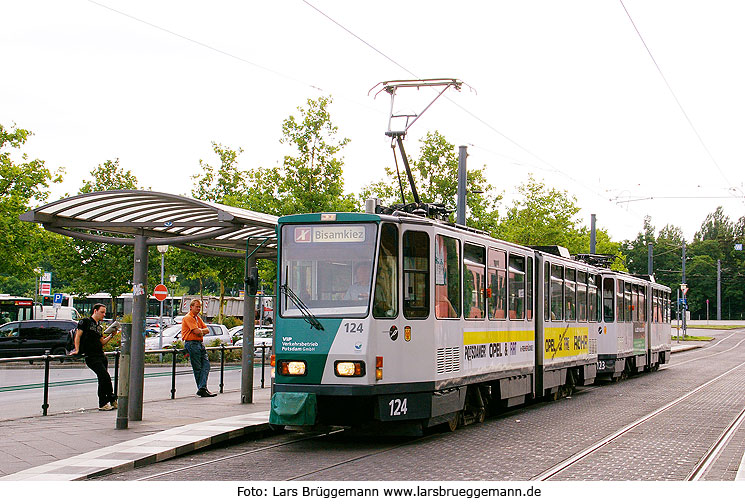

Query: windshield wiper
left=280, top=284, right=324, bottom=331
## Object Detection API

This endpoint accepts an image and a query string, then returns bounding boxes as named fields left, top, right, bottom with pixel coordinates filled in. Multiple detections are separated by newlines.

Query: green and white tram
left=269, top=209, right=659, bottom=432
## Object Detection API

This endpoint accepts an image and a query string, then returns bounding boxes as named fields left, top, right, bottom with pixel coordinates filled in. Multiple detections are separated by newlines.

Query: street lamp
left=169, top=274, right=177, bottom=317
left=156, top=245, right=169, bottom=351
left=33, top=267, right=42, bottom=320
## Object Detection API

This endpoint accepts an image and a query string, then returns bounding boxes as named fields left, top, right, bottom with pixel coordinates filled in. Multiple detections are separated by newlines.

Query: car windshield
left=280, top=223, right=377, bottom=318
left=149, top=325, right=181, bottom=339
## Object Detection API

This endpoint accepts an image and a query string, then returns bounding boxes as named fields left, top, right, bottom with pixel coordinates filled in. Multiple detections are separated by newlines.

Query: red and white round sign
left=153, top=283, right=168, bottom=301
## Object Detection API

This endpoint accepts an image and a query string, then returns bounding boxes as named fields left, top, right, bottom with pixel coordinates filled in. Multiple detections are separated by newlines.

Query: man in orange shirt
left=181, top=299, right=216, bottom=397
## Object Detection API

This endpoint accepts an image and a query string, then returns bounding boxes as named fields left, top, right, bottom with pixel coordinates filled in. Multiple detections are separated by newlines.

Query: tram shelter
left=20, top=190, right=278, bottom=427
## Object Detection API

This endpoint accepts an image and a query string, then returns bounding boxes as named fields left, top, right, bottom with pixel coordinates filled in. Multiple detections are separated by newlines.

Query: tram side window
left=551, top=264, right=564, bottom=321
left=616, top=280, right=624, bottom=322
left=603, top=278, right=614, bottom=322
left=434, top=235, right=460, bottom=319
left=488, top=249, right=507, bottom=320
left=508, top=254, right=525, bottom=319
left=526, top=257, right=533, bottom=321
left=625, top=282, right=633, bottom=322
left=667, top=292, right=671, bottom=323
left=577, top=271, right=588, bottom=322
left=373, top=223, right=398, bottom=319
left=463, top=243, right=485, bottom=319
left=640, top=286, right=646, bottom=322
left=543, top=261, right=550, bottom=322
left=634, top=285, right=640, bottom=322
left=565, top=267, right=576, bottom=321
left=588, top=274, right=598, bottom=322
left=403, top=231, right=429, bottom=319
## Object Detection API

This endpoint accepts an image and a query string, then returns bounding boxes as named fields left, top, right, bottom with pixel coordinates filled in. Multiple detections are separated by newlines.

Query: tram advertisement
left=462, top=329, right=534, bottom=369
left=543, top=326, right=589, bottom=360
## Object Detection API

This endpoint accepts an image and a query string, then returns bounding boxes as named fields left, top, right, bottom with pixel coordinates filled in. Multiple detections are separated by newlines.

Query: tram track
left=108, top=330, right=745, bottom=481
left=533, top=331, right=745, bottom=481
left=135, top=430, right=345, bottom=481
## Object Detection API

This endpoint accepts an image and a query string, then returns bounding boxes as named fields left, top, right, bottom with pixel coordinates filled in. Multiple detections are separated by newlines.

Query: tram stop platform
left=0, top=387, right=272, bottom=481
left=0, top=342, right=716, bottom=482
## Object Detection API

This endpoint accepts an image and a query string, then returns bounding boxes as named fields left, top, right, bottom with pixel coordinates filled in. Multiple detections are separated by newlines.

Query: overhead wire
left=300, top=0, right=645, bottom=222
left=87, top=0, right=325, bottom=93
left=618, top=0, right=745, bottom=207
left=86, top=0, right=386, bottom=119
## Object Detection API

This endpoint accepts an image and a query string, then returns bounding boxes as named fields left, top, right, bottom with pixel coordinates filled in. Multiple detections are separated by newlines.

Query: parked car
left=234, top=328, right=273, bottom=357
left=144, top=325, right=181, bottom=350
left=0, top=320, right=77, bottom=358
left=144, top=323, right=231, bottom=350
left=202, top=324, right=231, bottom=347
left=145, top=316, right=174, bottom=329
left=228, top=325, right=273, bottom=342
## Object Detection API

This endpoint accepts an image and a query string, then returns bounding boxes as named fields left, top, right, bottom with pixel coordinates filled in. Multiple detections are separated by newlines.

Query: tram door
left=372, top=224, right=434, bottom=384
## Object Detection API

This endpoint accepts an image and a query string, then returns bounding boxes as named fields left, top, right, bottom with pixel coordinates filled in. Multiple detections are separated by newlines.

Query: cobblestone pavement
left=97, top=329, right=745, bottom=481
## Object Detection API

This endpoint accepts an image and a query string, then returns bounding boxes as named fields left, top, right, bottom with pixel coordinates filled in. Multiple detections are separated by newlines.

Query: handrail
left=0, top=343, right=273, bottom=417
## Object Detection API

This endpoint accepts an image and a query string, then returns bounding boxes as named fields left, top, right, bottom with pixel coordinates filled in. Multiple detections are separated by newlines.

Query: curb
left=0, top=411, right=272, bottom=481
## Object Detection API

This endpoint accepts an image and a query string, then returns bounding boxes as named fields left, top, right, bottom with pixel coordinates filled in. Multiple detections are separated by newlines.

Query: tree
left=361, top=130, right=501, bottom=231
left=79, top=159, right=141, bottom=194
left=623, top=216, right=656, bottom=275
left=188, top=143, right=249, bottom=322
left=275, top=96, right=357, bottom=214
left=49, top=159, right=146, bottom=313
left=497, top=175, right=581, bottom=248
left=0, top=124, right=62, bottom=281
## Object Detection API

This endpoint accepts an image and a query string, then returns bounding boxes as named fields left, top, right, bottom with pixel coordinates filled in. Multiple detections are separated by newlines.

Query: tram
left=269, top=205, right=672, bottom=432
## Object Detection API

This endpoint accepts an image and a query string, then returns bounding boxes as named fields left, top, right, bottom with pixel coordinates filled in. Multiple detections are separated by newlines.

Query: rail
left=0, top=344, right=273, bottom=417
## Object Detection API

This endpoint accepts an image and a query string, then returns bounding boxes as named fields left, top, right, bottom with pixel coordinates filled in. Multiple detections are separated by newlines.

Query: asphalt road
left=98, top=328, right=745, bottom=481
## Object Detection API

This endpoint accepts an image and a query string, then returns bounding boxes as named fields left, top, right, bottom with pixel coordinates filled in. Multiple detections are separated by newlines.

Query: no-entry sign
left=153, top=283, right=168, bottom=301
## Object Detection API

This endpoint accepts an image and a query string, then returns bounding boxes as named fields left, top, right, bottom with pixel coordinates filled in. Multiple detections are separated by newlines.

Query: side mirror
left=248, top=267, right=259, bottom=296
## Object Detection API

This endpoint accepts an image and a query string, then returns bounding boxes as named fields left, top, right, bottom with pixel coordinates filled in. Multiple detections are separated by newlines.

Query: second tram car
left=269, top=208, right=672, bottom=432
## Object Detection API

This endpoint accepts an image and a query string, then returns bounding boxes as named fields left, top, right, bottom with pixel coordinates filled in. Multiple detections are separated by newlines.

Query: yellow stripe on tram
left=463, top=330, right=534, bottom=346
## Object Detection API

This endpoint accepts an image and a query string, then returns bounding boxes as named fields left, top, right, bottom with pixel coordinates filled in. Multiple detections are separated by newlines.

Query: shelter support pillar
left=241, top=254, right=257, bottom=403
left=129, top=234, right=148, bottom=421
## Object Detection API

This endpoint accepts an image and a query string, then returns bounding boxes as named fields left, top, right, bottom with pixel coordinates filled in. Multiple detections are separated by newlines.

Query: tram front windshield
left=280, top=223, right=377, bottom=318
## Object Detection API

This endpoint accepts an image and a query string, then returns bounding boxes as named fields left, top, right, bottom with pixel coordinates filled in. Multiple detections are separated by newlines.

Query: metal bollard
left=261, top=346, right=265, bottom=388
left=219, top=345, right=225, bottom=394
left=171, top=347, right=177, bottom=399
left=116, top=323, right=131, bottom=430
left=113, top=349, right=120, bottom=397
left=42, top=352, right=51, bottom=416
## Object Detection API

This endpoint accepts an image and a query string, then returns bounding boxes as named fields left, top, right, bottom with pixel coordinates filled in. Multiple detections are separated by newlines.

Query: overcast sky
left=2, top=0, right=744, bottom=242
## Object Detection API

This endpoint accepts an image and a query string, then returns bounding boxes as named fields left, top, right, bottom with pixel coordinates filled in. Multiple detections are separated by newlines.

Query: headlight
left=277, top=360, right=307, bottom=376
left=334, top=361, right=365, bottom=377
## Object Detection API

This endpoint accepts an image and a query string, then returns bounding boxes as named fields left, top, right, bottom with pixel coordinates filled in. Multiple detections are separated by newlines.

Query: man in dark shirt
left=70, top=304, right=118, bottom=410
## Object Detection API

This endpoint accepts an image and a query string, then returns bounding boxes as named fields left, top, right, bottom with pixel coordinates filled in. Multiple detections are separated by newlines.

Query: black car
left=0, top=320, right=77, bottom=358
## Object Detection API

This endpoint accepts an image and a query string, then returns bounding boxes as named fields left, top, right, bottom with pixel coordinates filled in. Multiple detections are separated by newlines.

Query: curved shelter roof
left=20, top=190, right=278, bottom=259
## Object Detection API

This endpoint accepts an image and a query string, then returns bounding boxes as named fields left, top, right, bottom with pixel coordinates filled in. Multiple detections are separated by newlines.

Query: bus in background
left=36, top=293, right=81, bottom=320
left=0, top=295, right=34, bottom=323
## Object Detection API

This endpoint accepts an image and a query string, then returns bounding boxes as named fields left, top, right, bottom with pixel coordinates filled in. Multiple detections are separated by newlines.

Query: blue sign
left=53, top=293, right=63, bottom=305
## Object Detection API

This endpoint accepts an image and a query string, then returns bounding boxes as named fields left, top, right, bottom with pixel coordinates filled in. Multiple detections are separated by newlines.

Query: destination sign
left=295, top=226, right=366, bottom=243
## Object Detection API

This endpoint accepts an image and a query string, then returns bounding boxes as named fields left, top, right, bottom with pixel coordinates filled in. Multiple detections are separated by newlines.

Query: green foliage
left=360, top=131, right=501, bottom=230
left=79, top=159, right=140, bottom=194
left=622, top=207, right=745, bottom=320
left=47, top=159, right=143, bottom=304
left=276, top=96, right=357, bottom=214
left=222, top=316, right=241, bottom=329
left=497, top=175, right=582, bottom=248
left=0, top=124, right=63, bottom=279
